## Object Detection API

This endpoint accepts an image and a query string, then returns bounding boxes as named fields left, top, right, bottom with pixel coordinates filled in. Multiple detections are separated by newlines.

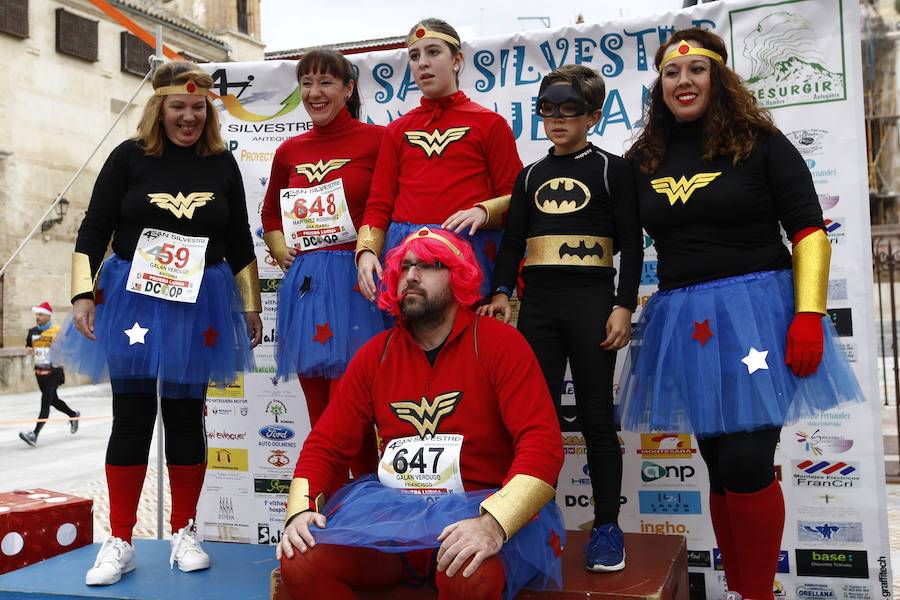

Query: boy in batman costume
left=480, top=65, right=642, bottom=573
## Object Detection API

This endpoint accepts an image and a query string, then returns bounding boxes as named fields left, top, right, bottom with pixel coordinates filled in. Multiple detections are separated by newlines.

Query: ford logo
left=259, top=425, right=294, bottom=440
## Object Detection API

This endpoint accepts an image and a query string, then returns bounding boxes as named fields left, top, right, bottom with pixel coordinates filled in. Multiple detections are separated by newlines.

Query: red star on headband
left=94, top=288, right=105, bottom=305
left=691, top=319, right=713, bottom=346
left=415, top=27, right=426, bottom=39
left=203, top=325, right=219, bottom=347
left=186, top=82, right=196, bottom=93
left=678, top=42, right=690, bottom=55
left=312, top=322, right=334, bottom=345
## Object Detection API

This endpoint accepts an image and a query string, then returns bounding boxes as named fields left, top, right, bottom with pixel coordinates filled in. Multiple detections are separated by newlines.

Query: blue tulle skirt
left=276, top=250, right=390, bottom=380
left=50, top=255, right=254, bottom=396
left=616, top=270, right=865, bottom=438
left=312, top=475, right=564, bottom=600
left=386, top=222, right=502, bottom=297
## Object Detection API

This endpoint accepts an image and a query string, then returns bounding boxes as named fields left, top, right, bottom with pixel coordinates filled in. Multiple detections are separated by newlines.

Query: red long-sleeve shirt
left=294, top=308, right=563, bottom=497
left=261, top=108, right=385, bottom=252
left=362, top=91, right=522, bottom=231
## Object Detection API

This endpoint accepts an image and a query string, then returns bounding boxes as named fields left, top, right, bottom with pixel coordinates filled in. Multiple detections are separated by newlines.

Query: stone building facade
left=0, top=0, right=262, bottom=389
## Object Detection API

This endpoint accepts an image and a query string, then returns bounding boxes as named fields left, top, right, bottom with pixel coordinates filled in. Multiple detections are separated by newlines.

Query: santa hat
left=31, top=302, right=52, bottom=315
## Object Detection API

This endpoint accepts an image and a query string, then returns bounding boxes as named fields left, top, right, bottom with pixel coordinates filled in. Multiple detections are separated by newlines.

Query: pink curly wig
left=378, top=228, right=483, bottom=318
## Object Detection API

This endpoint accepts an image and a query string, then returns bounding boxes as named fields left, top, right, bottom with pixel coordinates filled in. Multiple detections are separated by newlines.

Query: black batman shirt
left=634, top=121, right=824, bottom=290
left=492, top=143, right=642, bottom=310
left=75, top=138, right=255, bottom=280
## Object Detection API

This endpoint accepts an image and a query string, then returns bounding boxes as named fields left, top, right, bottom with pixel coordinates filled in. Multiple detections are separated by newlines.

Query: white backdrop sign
left=198, top=0, right=893, bottom=596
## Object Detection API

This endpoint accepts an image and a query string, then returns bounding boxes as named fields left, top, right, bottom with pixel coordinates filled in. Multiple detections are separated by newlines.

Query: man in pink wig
left=278, top=227, right=566, bottom=600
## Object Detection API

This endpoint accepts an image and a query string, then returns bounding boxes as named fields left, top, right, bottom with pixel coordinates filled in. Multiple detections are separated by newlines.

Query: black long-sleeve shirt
left=492, top=144, right=643, bottom=310
left=75, top=138, right=255, bottom=281
left=635, top=122, right=824, bottom=289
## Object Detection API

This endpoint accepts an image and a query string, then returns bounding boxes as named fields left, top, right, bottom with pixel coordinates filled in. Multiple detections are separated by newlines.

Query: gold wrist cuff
left=71, top=252, right=95, bottom=302
left=792, top=229, right=830, bottom=314
left=524, top=235, right=613, bottom=268
left=479, top=474, right=556, bottom=542
left=262, top=230, right=289, bottom=269
left=474, top=194, right=511, bottom=229
left=234, top=261, right=262, bottom=312
left=285, top=477, right=325, bottom=525
left=354, top=225, right=385, bottom=265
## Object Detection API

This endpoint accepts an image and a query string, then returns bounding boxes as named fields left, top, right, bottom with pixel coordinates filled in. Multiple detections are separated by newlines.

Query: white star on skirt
left=124, top=322, right=149, bottom=345
left=741, top=347, right=769, bottom=374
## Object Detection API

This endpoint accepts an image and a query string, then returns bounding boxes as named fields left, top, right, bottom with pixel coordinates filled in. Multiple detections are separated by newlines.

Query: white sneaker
left=85, top=536, right=135, bottom=585
left=169, top=519, right=210, bottom=572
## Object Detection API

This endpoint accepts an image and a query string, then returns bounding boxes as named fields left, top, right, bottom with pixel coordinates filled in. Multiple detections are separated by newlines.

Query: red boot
left=725, top=480, right=785, bottom=600
left=106, top=464, right=148, bottom=543
left=709, top=492, right=743, bottom=595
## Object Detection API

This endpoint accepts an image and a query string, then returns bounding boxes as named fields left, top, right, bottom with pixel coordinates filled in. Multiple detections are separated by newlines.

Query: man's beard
left=400, top=286, right=452, bottom=328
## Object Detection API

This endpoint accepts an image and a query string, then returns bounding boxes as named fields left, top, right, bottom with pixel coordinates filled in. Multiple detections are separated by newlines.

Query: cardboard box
left=0, top=489, right=92, bottom=574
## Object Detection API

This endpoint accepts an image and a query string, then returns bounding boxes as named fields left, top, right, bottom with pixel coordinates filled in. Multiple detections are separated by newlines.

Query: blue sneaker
left=585, top=523, right=625, bottom=572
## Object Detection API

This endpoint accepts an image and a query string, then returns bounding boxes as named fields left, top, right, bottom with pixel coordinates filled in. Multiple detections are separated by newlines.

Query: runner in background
left=19, top=301, right=79, bottom=447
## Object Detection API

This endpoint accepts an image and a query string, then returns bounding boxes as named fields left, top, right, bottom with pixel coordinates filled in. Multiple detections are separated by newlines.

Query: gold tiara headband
left=154, top=79, right=210, bottom=96
left=658, top=40, right=724, bottom=70
left=408, top=23, right=460, bottom=48
left=402, top=226, right=463, bottom=257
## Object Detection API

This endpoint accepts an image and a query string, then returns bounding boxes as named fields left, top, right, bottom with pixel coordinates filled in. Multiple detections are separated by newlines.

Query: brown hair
left=543, top=64, right=606, bottom=110
left=296, top=49, right=362, bottom=119
left=135, top=60, right=224, bottom=157
left=407, top=18, right=463, bottom=87
left=625, top=28, right=776, bottom=175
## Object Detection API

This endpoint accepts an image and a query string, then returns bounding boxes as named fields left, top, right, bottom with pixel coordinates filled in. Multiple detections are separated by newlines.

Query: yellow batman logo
left=650, top=172, right=722, bottom=205
left=390, top=391, right=462, bottom=439
left=147, top=192, right=214, bottom=219
left=534, top=177, right=591, bottom=214
left=294, top=159, right=351, bottom=184
left=404, top=127, right=470, bottom=157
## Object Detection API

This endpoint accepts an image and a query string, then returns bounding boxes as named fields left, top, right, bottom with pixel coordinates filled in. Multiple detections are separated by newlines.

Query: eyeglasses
left=400, top=260, right=446, bottom=273
left=536, top=101, right=582, bottom=118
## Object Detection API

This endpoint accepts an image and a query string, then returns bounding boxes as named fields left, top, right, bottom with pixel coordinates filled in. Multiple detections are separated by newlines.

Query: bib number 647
left=392, top=447, right=445, bottom=474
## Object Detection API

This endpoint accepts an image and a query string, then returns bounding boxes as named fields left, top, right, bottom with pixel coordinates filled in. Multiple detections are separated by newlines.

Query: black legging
left=34, top=370, right=75, bottom=436
left=106, top=379, right=206, bottom=466
left=518, top=282, right=622, bottom=526
left=696, top=427, right=781, bottom=494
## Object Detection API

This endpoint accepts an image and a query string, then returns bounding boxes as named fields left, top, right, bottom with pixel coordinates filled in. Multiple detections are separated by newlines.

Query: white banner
left=198, top=0, right=892, bottom=596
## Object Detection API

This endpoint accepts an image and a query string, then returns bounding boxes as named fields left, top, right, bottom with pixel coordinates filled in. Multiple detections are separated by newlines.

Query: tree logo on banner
left=728, top=0, right=847, bottom=109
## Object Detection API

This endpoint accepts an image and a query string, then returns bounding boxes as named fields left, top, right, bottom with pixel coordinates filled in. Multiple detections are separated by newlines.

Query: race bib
left=279, top=179, right=357, bottom=251
left=32, top=346, right=50, bottom=366
left=127, top=229, right=208, bottom=304
left=377, top=434, right=465, bottom=497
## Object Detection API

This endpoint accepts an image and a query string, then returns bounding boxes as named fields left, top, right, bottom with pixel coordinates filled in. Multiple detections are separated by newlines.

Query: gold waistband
left=524, top=235, right=613, bottom=268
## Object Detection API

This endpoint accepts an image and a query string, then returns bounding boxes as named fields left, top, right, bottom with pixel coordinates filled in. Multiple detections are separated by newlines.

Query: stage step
left=0, top=538, right=277, bottom=599
left=271, top=531, right=688, bottom=600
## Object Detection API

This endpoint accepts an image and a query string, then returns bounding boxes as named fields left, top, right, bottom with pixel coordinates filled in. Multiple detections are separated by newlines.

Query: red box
left=0, top=489, right=93, bottom=574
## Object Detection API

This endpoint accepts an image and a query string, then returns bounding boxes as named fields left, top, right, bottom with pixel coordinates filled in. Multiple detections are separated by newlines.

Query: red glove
left=785, top=312, right=824, bottom=377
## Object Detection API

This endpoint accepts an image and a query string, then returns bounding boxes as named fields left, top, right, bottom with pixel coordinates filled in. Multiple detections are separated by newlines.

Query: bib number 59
left=156, top=243, right=190, bottom=268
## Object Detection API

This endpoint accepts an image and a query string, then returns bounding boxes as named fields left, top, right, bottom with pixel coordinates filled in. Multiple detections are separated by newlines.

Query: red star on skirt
left=94, top=288, right=105, bottom=305
left=203, top=325, right=219, bottom=347
left=691, top=319, right=713, bottom=346
left=549, top=528, right=563, bottom=558
left=484, top=239, right=497, bottom=262
left=312, top=322, right=334, bottom=345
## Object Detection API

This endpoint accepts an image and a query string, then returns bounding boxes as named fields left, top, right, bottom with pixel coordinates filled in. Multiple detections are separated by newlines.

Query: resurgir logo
left=729, top=1, right=846, bottom=109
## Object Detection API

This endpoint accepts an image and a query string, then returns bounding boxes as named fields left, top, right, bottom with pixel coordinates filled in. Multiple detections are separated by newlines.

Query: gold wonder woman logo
left=405, top=127, right=470, bottom=157
left=390, top=391, right=462, bottom=438
left=650, top=172, right=722, bottom=205
left=147, top=192, right=214, bottom=219
left=294, top=159, right=351, bottom=184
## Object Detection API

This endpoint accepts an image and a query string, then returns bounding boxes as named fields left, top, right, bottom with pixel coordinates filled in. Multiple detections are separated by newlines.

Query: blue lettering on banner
left=638, top=490, right=702, bottom=514
left=641, top=261, right=658, bottom=285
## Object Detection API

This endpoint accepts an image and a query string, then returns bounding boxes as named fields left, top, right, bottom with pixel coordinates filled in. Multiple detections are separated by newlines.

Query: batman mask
left=536, top=76, right=591, bottom=118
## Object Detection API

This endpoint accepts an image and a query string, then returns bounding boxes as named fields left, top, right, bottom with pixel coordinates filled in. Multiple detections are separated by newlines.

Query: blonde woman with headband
left=52, top=61, right=261, bottom=585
